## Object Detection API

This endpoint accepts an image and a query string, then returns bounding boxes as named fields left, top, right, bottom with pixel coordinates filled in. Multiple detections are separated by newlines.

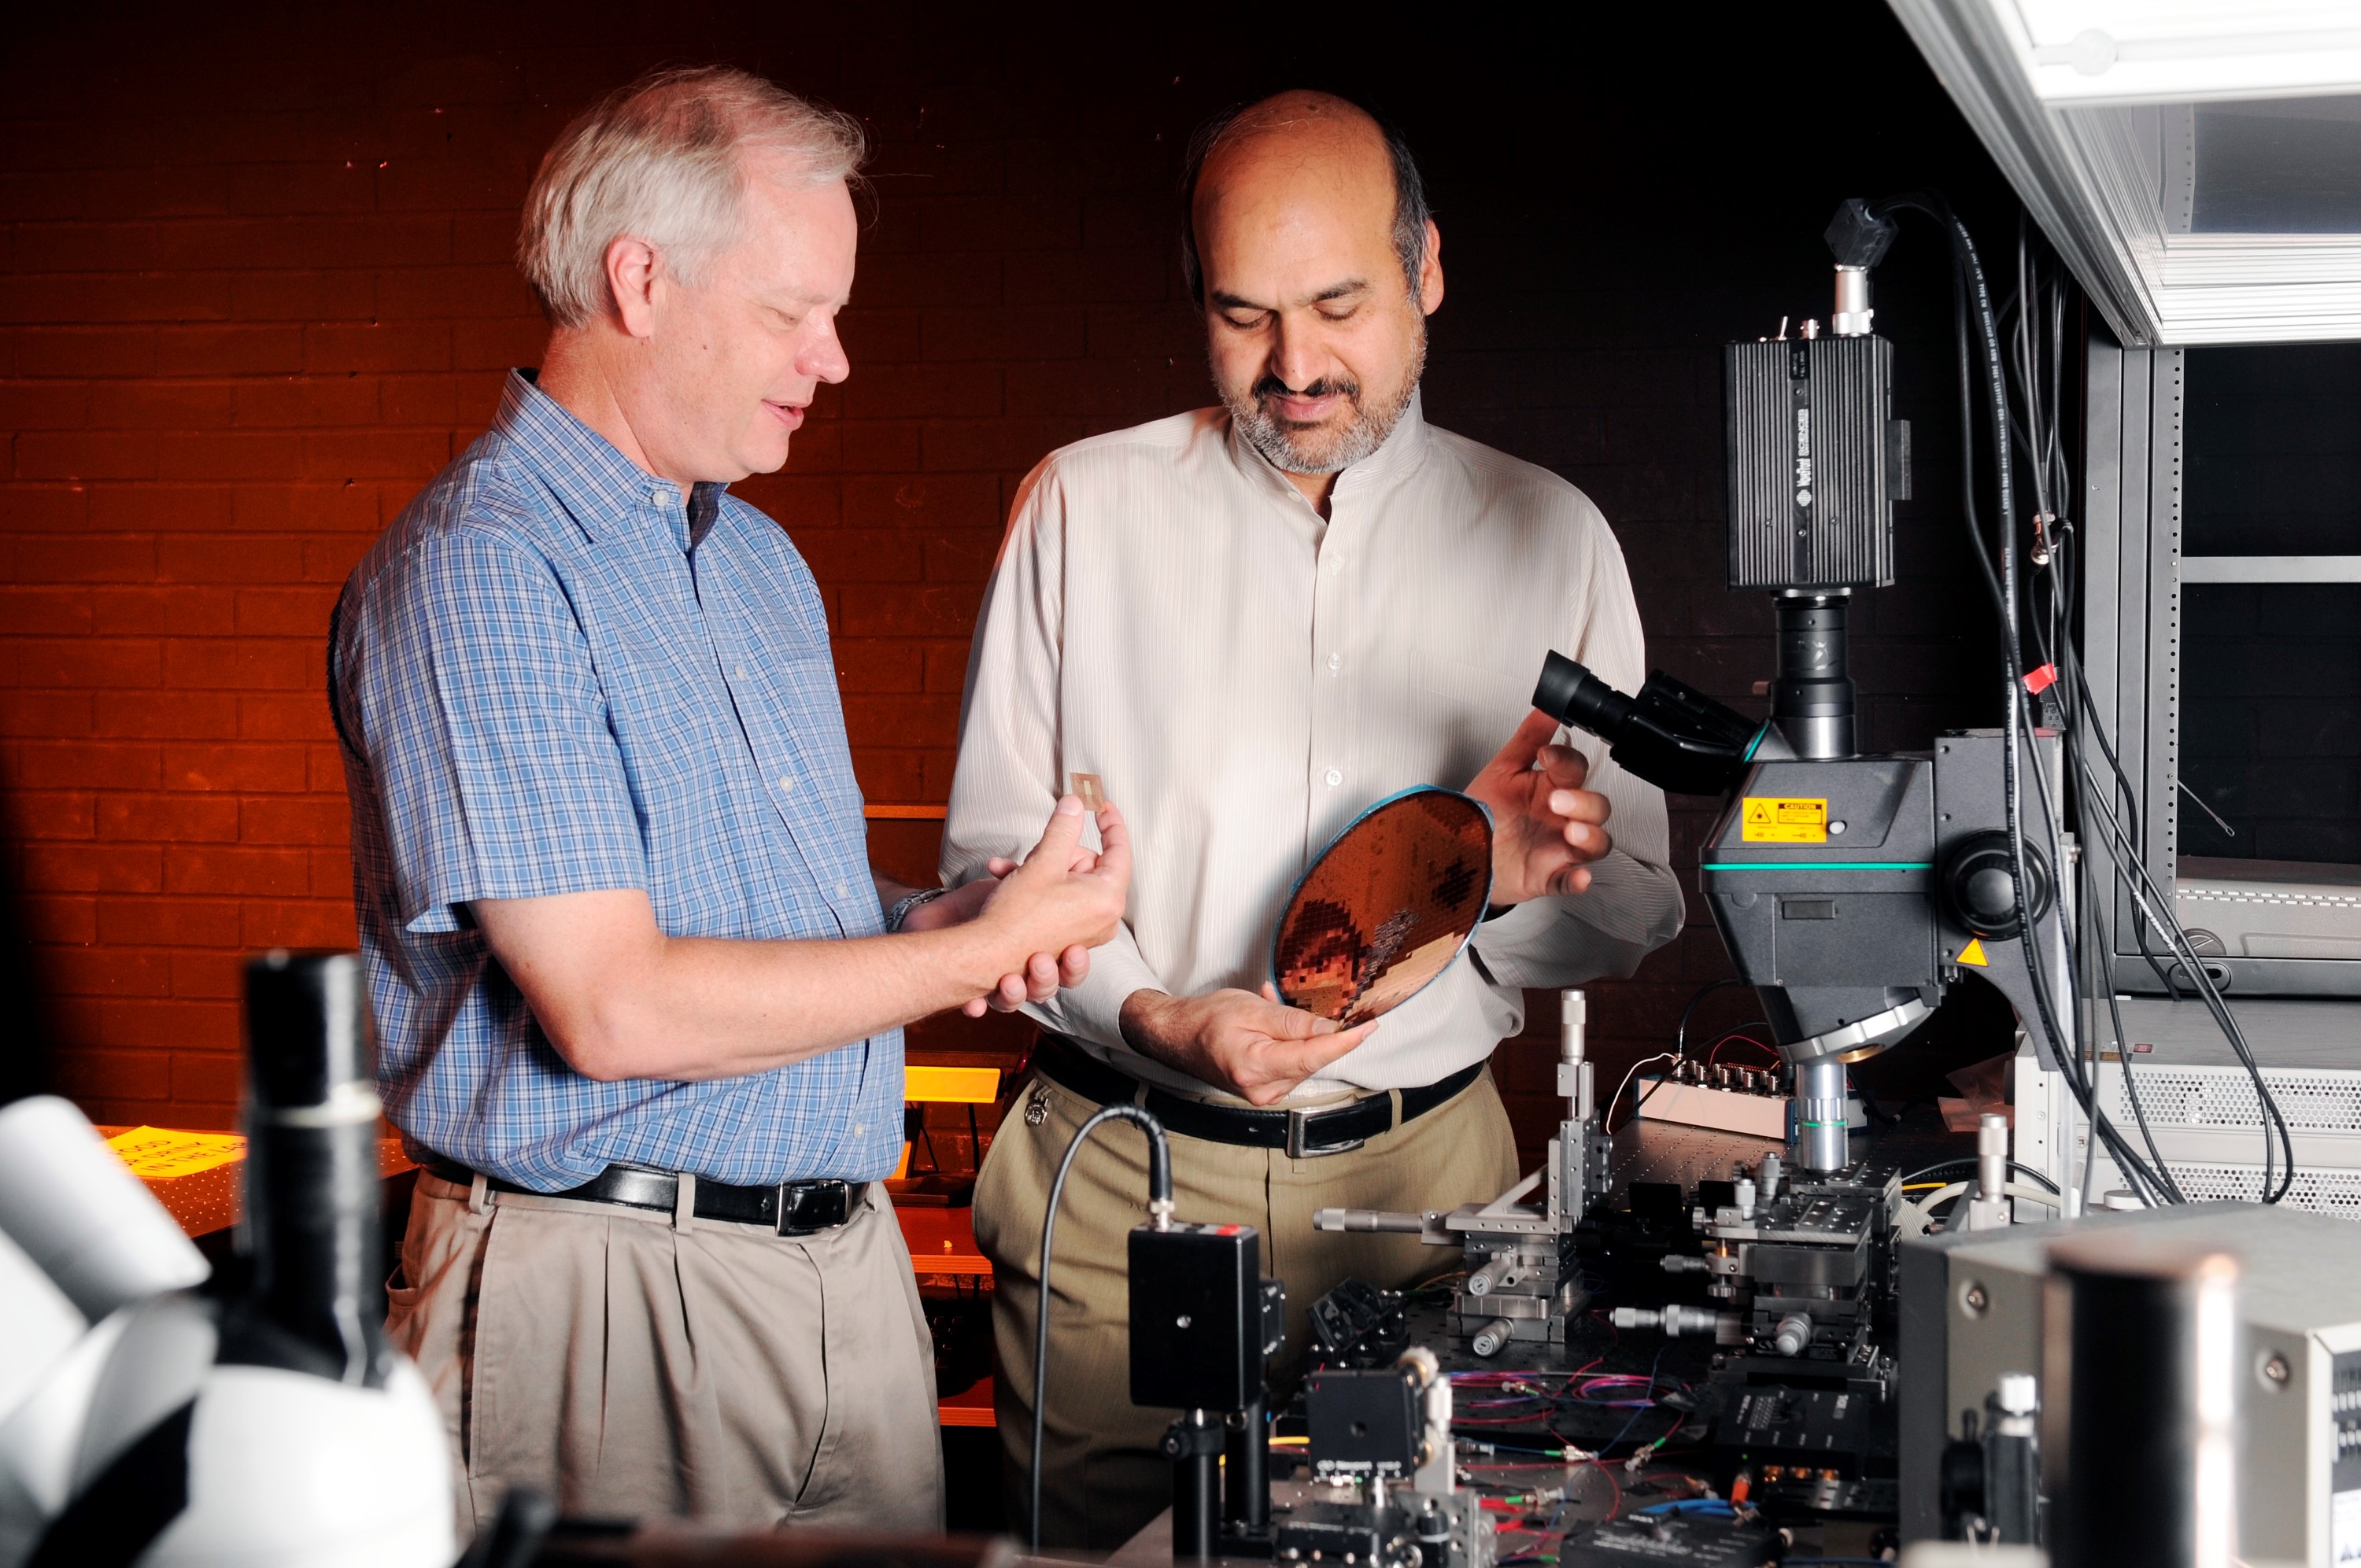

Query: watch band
left=885, top=885, right=948, bottom=932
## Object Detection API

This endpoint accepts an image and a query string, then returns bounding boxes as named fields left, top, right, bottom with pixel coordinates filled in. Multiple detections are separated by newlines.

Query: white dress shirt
left=942, top=393, right=1683, bottom=1101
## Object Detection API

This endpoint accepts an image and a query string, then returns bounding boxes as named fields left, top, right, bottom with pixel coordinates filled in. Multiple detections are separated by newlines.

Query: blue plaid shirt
left=331, top=371, right=901, bottom=1191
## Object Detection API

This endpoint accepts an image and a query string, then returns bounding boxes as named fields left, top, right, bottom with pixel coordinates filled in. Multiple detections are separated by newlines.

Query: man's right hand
left=1118, top=984, right=1377, bottom=1106
left=959, top=795, right=1132, bottom=1009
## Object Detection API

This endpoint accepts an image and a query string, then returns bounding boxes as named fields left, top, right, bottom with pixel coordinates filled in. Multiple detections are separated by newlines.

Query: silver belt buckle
left=776, top=1178, right=852, bottom=1235
left=1285, top=1106, right=1365, bottom=1160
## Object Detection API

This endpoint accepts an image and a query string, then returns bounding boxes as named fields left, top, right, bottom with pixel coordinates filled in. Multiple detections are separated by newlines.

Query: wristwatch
left=885, top=886, right=949, bottom=933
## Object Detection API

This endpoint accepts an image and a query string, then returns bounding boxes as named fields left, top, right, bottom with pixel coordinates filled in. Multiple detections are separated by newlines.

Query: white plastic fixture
left=1890, top=0, right=2361, bottom=344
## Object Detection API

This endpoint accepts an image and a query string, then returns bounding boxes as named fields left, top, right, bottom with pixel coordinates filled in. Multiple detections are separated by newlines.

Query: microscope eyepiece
left=1531, top=651, right=1764, bottom=797
left=1534, top=651, right=1635, bottom=741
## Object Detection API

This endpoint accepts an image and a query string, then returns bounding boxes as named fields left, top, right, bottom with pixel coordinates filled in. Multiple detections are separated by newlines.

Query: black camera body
left=1726, top=334, right=1908, bottom=592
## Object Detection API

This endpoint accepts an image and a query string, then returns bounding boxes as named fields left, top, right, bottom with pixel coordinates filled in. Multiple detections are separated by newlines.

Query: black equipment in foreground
left=1029, top=1098, right=1288, bottom=1561
left=236, top=951, right=395, bottom=1387
left=1290, top=1352, right=1495, bottom=1568
left=1130, top=1218, right=1287, bottom=1559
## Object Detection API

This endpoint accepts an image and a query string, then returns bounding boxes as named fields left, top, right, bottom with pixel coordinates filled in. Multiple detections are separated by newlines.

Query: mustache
left=1252, top=373, right=1362, bottom=404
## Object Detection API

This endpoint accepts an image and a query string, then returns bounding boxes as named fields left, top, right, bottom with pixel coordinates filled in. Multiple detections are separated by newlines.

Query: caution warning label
left=1740, top=796, right=1828, bottom=843
left=1955, top=938, right=1990, bottom=968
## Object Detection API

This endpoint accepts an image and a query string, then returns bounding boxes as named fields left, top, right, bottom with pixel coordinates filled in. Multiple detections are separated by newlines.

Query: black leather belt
left=421, top=1155, right=854, bottom=1236
left=1031, top=1035, right=1484, bottom=1159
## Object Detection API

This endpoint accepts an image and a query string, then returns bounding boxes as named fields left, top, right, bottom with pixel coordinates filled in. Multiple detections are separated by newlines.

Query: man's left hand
left=1467, top=709, right=1613, bottom=906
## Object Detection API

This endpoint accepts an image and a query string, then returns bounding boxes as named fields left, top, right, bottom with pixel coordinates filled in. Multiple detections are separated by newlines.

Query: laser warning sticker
left=1741, top=796, right=1828, bottom=843
left=1955, top=938, right=1990, bottom=968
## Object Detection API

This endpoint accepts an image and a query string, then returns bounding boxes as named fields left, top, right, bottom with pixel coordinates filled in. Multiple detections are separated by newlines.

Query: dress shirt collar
left=1224, top=386, right=1432, bottom=511
left=495, top=369, right=726, bottom=554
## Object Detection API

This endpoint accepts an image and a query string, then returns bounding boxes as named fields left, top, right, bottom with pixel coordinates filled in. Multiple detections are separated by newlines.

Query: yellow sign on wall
left=1740, top=796, right=1829, bottom=844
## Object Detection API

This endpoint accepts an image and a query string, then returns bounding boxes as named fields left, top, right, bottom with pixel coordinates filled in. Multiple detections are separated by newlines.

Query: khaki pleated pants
left=389, top=1171, right=943, bottom=1537
left=973, top=1062, right=1520, bottom=1549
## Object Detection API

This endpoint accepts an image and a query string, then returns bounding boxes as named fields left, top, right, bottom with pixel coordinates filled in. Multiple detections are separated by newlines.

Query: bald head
left=1182, top=90, right=1429, bottom=306
left=1181, top=91, right=1443, bottom=497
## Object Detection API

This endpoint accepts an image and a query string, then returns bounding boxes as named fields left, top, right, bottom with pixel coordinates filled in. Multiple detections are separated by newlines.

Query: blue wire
left=1594, top=1344, right=1668, bottom=1454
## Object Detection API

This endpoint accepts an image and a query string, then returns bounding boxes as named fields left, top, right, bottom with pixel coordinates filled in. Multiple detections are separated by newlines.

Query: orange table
left=101, top=1127, right=414, bottom=1239
left=896, top=1204, right=991, bottom=1278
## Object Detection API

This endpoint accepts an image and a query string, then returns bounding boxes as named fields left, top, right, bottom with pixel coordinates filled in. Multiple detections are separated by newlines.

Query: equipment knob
left=1938, top=830, right=2053, bottom=940
left=1963, top=866, right=2015, bottom=924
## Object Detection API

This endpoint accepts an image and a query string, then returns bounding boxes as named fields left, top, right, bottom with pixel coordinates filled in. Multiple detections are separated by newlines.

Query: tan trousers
left=389, top=1171, right=943, bottom=1535
left=974, top=1063, right=1520, bottom=1548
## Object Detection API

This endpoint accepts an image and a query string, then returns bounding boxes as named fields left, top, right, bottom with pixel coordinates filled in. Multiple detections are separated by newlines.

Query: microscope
left=1531, top=198, right=2072, bottom=1177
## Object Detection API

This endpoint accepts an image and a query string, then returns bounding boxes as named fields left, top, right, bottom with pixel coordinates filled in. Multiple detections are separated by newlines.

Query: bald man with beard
left=943, top=91, right=1683, bottom=1545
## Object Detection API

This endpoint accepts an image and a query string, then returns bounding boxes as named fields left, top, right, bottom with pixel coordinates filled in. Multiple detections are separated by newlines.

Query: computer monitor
left=2086, top=329, right=2361, bottom=997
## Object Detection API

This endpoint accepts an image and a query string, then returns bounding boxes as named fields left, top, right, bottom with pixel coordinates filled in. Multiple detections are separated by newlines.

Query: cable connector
left=1624, top=1432, right=1676, bottom=1477
left=1826, top=198, right=1900, bottom=268
left=2029, top=511, right=2056, bottom=567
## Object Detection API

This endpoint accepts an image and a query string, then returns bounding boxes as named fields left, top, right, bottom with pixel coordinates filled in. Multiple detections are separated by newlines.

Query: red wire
left=1587, top=1457, right=1624, bottom=1520
left=1706, top=1033, right=1781, bottom=1066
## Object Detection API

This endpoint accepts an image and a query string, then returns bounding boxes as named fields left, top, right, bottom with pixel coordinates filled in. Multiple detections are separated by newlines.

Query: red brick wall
left=0, top=7, right=2020, bottom=1148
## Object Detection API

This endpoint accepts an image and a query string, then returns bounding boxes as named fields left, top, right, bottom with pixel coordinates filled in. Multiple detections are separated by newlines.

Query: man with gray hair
left=944, top=90, right=1682, bottom=1543
left=333, top=66, right=1132, bottom=1532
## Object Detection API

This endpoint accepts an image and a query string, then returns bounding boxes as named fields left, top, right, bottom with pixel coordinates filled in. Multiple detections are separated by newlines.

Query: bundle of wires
left=1867, top=193, right=2295, bottom=1205
left=1598, top=981, right=1782, bottom=1132
left=1447, top=1353, right=1691, bottom=1456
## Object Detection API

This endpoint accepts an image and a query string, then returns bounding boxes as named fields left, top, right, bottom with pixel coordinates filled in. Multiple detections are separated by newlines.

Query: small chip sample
left=1272, top=788, right=1492, bottom=1024
left=1069, top=772, right=1107, bottom=812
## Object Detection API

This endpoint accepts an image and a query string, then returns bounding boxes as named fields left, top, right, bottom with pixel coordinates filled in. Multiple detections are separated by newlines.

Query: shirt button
left=836, top=881, right=849, bottom=898
left=1327, top=652, right=1342, bottom=673
left=778, top=776, right=796, bottom=792
left=735, top=664, right=747, bottom=680
left=1325, top=768, right=1343, bottom=788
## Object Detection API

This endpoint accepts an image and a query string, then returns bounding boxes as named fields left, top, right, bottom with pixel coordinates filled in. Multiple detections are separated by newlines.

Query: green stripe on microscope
left=1700, top=861, right=1934, bottom=871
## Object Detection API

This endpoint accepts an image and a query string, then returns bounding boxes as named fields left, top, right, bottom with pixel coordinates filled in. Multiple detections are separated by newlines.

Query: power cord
left=1028, top=1101, right=1172, bottom=1551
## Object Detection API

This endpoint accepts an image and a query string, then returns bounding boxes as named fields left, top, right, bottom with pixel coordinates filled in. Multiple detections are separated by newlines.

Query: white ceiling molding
left=1890, top=0, right=2361, bottom=345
